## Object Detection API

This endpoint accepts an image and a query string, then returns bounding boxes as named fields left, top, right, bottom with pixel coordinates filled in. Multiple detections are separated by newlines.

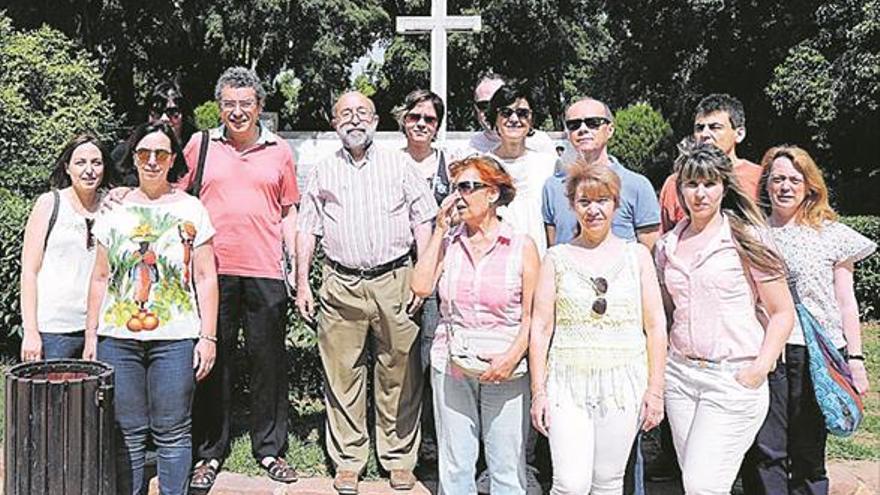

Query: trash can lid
left=7, top=359, right=113, bottom=383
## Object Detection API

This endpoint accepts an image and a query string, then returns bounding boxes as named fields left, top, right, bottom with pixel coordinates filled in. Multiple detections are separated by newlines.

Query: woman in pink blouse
left=412, top=155, right=540, bottom=495
left=654, top=141, right=794, bottom=494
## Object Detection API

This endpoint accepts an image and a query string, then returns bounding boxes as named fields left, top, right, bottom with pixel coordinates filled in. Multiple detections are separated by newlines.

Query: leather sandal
left=260, top=456, right=298, bottom=483
left=190, top=459, right=219, bottom=491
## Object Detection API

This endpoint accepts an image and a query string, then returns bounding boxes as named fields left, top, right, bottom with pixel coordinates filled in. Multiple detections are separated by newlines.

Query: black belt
left=326, top=254, right=410, bottom=279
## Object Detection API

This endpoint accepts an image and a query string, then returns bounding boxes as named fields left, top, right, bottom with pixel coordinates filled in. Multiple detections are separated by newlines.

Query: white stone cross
left=396, top=0, right=481, bottom=140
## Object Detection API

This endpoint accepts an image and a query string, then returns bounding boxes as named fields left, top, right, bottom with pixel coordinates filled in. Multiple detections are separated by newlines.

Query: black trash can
left=4, top=359, right=115, bottom=495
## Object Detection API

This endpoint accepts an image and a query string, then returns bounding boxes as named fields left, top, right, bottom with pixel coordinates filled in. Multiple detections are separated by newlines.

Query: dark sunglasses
left=85, top=218, right=95, bottom=251
left=590, top=276, right=608, bottom=316
left=474, top=100, right=490, bottom=113
left=134, top=148, right=173, bottom=166
left=150, top=105, right=182, bottom=119
left=564, top=117, right=611, bottom=132
left=404, top=113, right=439, bottom=126
left=498, top=107, right=532, bottom=120
left=452, top=180, right=488, bottom=194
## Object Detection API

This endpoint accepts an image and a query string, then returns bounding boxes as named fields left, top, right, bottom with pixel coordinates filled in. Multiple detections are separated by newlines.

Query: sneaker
left=525, top=465, right=542, bottom=495
left=476, top=469, right=490, bottom=494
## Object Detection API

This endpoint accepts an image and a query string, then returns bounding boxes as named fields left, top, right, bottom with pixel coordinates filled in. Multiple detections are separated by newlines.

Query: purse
left=447, top=324, right=526, bottom=380
left=797, top=301, right=864, bottom=436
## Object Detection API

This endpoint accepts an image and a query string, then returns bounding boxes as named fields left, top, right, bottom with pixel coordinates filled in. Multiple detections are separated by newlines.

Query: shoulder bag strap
left=43, top=189, right=60, bottom=252
left=189, top=130, right=210, bottom=198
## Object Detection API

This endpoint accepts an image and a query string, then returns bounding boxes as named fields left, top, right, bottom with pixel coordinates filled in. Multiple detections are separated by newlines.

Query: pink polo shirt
left=179, top=126, right=299, bottom=279
left=431, top=222, right=527, bottom=373
left=655, top=215, right=775, bottom=362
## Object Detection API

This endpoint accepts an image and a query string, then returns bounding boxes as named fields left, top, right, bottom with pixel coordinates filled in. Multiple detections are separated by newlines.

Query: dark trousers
left=192, top=275, right=289, bottom=461
left=742, top=345, right=831, bottom=495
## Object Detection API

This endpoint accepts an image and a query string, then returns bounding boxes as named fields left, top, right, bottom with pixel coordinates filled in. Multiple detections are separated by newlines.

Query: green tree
left=608, top=103, right=674, bottom=178
left=0, top=13, right=116, bottom=196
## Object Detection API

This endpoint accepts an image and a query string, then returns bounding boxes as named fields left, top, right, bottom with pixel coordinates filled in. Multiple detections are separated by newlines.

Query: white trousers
left=548, top=400, right=641, bottom=495
left=665, top=357, right=769, bottom=495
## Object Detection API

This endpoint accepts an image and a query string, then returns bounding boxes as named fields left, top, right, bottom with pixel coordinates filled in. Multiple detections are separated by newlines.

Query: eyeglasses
left=337, top=107, right=374, bottom=122
left=134, top=148, right=173, bottom=166
left=404, top=113, right=438, bottom=126
left=452, top=180, right=488, bottom=194
left=498, top=107, right=532, bottom=120
left=590, top=276, right=608, bottom=316
left=565, top=117, right=611, bottom=132
left=474, top=100, right=490, bottom=113
left=220, top=99, right=258, bottom=112
left=150, top=105, right=182, bottom=119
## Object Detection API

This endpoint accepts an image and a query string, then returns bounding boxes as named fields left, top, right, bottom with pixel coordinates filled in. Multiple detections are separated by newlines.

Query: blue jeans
left=432, top=367, right=529, bottom=495
left=41, top=331, right=85, bottom=359
left=98, top=337, right=195, bottom=495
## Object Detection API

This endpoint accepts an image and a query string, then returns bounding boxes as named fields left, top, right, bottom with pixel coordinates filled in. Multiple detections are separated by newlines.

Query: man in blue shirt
left=542, top=97, right=660, bottom=249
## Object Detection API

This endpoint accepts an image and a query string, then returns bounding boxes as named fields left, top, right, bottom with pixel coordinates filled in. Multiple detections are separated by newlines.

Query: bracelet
left=532, top=390, right=547, bottom=400
left=848, top=354, right=865, bottom=362
left=199, top=333, right=218, bottom=343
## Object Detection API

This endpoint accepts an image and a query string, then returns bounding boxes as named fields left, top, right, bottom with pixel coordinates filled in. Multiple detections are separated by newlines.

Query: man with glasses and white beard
left=296, top=91, right=438, bottom=495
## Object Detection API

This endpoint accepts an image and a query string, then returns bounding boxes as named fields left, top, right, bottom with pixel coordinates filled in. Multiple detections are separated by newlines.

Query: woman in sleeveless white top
left=529, top=164, right=667, bottom=495
left=19, top=134, right=116, bottom=361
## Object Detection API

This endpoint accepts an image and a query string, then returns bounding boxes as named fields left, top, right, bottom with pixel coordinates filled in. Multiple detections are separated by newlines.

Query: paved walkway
left=144, top=460, right=878, bottom=495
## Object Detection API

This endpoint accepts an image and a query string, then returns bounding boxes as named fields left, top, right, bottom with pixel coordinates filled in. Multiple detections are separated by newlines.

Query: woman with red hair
left=742, top=145, right=876, bottom=494
left=412, top=155, right=539, bottom=494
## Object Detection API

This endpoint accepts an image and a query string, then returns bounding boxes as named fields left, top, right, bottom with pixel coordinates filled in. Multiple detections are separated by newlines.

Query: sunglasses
left=564, top=117, right=611, bottom=132
left=85, top=218, right=95, bottom=251
left=150, top=105, right=182, bottom=119
left=134, top=148, right=173, bottom=167
left=498, top=107, right=532, bottom=120
left=452, top=180, right=488, bottom=194
left=404, top=113, right=439, bottom=126
left=474, top=100, right=490, bottom=113
left=590, top=276, right=608, bottom=316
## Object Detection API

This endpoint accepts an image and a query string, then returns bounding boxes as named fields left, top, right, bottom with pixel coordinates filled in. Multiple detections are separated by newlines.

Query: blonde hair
left=675, top=141, right=785, bottom=276
left=758, top=145, right=837, bottom=228
left=565, top=159, right=621, bottom=208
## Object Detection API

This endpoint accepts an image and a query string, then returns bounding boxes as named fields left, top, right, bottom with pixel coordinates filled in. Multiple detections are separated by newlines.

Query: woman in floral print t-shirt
left=84, top=122, right=218, bottom=495
left=742, top=145, right=876, bottom=495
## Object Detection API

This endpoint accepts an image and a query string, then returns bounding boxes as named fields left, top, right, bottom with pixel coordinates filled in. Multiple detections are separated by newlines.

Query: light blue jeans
left=432, top=367, right=529, bottom=495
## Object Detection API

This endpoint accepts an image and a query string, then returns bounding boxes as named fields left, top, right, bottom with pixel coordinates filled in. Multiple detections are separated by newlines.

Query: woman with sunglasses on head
left=395, top=88, right=449, bottom=465
left=113, top=80, right=197, bottom=186
left=19, top=134, right=117, bottom=362
left=486, top=84, right=556, bottom=257
left=654, top=140, right=794, bottom=494
left=412, top=156, right=539, bottom=495
left=740, top=146, right=875, bottom=495
left=84, top=122, right=219, bottom=495
left=529, top=161, right=667, bottom=494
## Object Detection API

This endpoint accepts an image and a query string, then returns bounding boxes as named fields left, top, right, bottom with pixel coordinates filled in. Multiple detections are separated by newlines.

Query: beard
left=338, top=125, right=375, bottom=150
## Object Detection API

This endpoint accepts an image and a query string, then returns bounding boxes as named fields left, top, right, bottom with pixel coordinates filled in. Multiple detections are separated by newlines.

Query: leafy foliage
left=0, top=13, right=116, bottom=196
left=840, top=216, right=880, bottom=320
left=608, top=103, right=674, bottom=179
left=0, top=189, right=32, bottom=348
left=194, top=101, right=221, bottom=130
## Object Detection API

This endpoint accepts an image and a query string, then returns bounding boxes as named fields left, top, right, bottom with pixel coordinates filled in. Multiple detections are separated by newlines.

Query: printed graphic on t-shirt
left=102, top=206, right=197, bottom=333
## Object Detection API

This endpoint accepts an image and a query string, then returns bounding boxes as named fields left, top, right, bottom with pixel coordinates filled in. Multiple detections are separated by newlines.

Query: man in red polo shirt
left=181, top=67, right=299, bottom=489
left=658, top=93, right=763, bottom=233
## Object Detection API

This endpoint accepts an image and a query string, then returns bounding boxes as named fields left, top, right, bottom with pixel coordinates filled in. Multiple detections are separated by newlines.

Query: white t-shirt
left=93, top=193, right=215, bottom=341
left=490, top=149, right=557, bottom=257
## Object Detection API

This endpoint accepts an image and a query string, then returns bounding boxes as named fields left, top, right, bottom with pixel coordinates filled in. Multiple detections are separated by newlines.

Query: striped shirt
left=298, top=143, right=438, bottom=269
left=431, top=222, right=527, bottom=372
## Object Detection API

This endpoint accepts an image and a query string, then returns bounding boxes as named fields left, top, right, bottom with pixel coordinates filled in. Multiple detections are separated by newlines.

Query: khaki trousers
left=317, top=263, right=422, bottom=472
